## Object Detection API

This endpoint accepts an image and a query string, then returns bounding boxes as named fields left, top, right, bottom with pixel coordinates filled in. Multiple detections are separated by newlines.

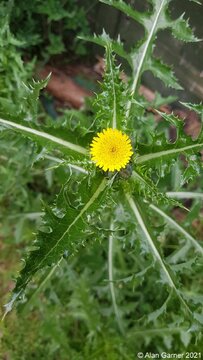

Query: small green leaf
left=147, top=57, right=182, bottom=90
left=194, top=313, right=203, bottom=324
left=80, top=31, right=131, bottom=66
left=180, top=330, right=192, bottom=347
left=21, top=75, right=51, bottom=119
left=180, top=102, right=203, bottom=116
left=147, top=292, right=172, bottom=322
left=100, top=0, right=148, bottom=26
left=172, top=15, right=200, bottom=42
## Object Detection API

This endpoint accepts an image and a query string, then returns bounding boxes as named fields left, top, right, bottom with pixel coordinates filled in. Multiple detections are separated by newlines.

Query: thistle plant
left=1, top=0, right=203, bottom=346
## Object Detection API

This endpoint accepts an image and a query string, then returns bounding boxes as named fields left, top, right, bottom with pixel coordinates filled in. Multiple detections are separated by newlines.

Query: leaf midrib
left=107, top=47, right=117, bottom=129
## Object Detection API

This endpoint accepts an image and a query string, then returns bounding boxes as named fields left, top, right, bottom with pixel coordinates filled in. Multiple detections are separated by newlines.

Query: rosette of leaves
left=0, top=0, right=203, bottom=345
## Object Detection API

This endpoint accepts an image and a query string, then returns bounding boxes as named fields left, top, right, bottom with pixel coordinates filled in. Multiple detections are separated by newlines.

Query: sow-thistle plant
left=1, top=0, right=203, bottom=345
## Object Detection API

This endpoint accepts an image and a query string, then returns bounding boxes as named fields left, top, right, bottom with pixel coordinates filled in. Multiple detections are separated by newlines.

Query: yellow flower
left=90, top=128, right=133, bottom=172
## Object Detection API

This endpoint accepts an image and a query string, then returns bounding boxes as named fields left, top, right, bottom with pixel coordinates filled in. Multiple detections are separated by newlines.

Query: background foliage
left=9, top=0, right=92, bottom=60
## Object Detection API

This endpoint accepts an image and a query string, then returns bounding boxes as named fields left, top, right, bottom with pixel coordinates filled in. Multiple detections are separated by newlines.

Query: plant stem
left=108, top=222, right=124, bottom=334
left=107, top=45, right=117, bottom=129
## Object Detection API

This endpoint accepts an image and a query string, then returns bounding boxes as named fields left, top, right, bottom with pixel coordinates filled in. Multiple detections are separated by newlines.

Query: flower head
left=90, top=128, right=133, bottom=172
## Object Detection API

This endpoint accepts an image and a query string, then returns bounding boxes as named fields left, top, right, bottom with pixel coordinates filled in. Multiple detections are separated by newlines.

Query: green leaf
left=100, top=0, right=148, bottom=26
left=4, top=175, right=108, bottom=313
left=0, top=117, right=88, bottom=157
left=128, top=0, right=168, bottom=102
left=80, top=30, right=131, bottom=66
left=130, top=169, right=185, bottom=209
left=20, top=257, right=64, bottom=312
left=171, top=258, right=197, bottom=274
left=147, top=57, right=182, bottom=90
left=95, top=0, right=199, bottom=119
left=194, top=313, right=203, bottom=325
left=180, top=102, right=203, bottom=117
left=92, top=45, right=128, bottom=130
left=137, top=140, right=203, bottom=165
left=21, top=75, right=51, bottom=120
left=127, top=326, right=190, bottom=339
left=136, top=112, right=203, bottom=167
left=147, top=292, right=172, bottom=322
left=125, top=194, right=193, bottom=316
left=172, top=14, right=200, bottom=42
left=180, top=330, right=192, bottom=347
left=149, top=203, right=203, bottom=256
left=151, top=93, right=178, bottom=107
left=188, top=0, right=201, bottom=4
